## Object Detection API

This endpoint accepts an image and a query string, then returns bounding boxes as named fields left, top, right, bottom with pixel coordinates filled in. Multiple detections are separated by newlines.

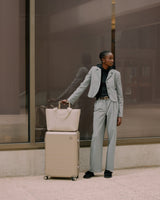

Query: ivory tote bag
left=46, top=103, right=81, bottom=131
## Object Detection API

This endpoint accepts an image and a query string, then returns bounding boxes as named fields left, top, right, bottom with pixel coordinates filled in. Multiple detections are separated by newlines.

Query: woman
left=61, top=50, right=123, bottom=178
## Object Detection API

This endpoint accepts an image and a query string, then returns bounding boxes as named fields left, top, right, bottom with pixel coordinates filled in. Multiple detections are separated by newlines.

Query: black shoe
left=83, top=171, right=94, bottom=179
left=104, top=170, right=112, bottom=178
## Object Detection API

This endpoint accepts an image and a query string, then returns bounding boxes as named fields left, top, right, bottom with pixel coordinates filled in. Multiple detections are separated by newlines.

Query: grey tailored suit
left=68, top=65, right=123, bottom=172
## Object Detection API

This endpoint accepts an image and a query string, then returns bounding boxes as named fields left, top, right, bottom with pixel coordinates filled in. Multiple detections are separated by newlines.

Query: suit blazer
left=68, top=66, right=124, bottom=117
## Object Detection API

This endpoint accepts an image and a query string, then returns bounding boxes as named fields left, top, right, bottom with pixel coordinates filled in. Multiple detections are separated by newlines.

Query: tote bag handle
left=58, top=101, right=71, bottom=109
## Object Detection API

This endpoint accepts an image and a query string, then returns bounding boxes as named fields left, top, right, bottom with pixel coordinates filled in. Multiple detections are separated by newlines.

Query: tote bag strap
left=58, top=101, right=71, bottom=109
left=53, top=107, right=73, bottom=120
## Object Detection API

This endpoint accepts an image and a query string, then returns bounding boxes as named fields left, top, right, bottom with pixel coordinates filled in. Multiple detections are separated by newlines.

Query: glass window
left=0, top=0, right=28, bottom=143
left=115, top=0, right=160, bottom=138
left=35, top=0, right=112, bottom=141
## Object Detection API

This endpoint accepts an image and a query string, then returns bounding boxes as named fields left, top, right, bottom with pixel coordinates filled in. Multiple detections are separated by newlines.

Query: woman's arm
left=61, top=67, right=92, bottom=105
left=115, top=71, right=124, bottom=118
left=56, top=67, right=88, bottom=101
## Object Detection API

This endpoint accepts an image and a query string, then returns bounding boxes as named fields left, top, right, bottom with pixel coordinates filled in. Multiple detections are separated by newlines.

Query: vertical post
left=29, top=0, right=36, bottom=143
left=111, top=0, right=116, bottom=57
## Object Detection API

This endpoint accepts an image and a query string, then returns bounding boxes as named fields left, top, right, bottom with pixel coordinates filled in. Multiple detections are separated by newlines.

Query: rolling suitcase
left=44, top=131, right=80, bottom=181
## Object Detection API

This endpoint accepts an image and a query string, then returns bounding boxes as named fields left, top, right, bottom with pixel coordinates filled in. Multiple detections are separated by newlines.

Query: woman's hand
left=117, top=117, right=122, bottom=126
left=60, top=99, right=69, bottom=105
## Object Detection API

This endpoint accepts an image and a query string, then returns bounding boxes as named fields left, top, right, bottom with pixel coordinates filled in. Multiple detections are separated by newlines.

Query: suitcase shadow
left=44, top=176, right=79, bottom=181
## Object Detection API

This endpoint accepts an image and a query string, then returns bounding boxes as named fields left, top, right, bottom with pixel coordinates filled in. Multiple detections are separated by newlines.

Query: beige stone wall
left=0, top=144, right=160, bottom=177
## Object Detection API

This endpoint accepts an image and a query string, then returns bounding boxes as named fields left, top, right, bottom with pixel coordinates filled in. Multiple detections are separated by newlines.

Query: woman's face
left=102, top=53, right=114, bottom=67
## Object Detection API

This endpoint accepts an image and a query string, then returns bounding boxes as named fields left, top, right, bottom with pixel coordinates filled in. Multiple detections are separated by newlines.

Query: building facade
left=0, top=0, right=160, bottom=176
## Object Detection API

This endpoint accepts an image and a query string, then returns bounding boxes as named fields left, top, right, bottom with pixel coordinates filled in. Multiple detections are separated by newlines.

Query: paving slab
left=0, top=167, right=160, bottom=200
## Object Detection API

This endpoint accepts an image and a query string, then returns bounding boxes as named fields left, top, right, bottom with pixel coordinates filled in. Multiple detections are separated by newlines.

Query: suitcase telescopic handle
left=58, top=101, right=71, bottom=109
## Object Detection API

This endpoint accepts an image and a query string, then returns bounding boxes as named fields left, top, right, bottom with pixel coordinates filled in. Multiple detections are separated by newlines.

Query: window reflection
left=35, top=0, right=112, bottom=141
left=115, top=0, right=160, bottom=137
left=0, top=0, right=28, bottom=143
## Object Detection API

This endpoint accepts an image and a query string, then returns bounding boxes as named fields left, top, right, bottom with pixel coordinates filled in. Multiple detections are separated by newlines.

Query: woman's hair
left=99, top=50, right=111, bottom=62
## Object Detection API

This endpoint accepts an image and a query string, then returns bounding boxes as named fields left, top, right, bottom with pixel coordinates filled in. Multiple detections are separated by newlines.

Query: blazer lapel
left=95, top=67, right=101, bottom=81
left=106, top=70, right=114, bottom=81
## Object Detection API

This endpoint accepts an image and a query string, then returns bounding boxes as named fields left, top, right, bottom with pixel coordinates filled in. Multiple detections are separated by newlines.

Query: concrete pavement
left=0, top=167, right=160, bottom=200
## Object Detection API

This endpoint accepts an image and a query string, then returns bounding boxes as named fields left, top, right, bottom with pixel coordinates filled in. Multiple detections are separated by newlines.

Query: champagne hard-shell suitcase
left=44, top=131, right=80, bottom=181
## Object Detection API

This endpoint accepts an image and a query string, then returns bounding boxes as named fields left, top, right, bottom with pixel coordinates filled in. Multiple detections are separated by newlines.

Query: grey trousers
left=89, top=98, right=118, bottom=172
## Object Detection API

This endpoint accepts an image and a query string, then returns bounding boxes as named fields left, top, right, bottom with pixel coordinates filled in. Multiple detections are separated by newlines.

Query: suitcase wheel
left=44, top=176, right=49, bottom=180
left=72, top=177, right=77, bottom=181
